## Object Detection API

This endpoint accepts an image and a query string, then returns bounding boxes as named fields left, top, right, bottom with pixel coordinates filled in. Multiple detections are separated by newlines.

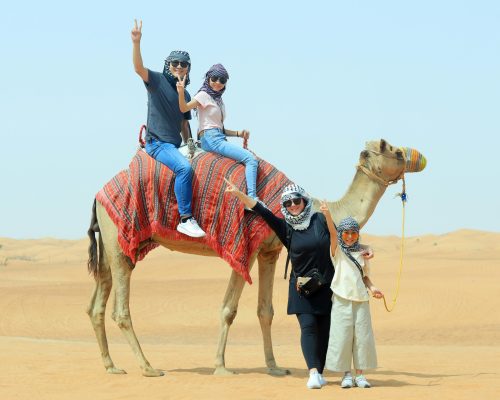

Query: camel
left=86, top=138, right=426, bottom=377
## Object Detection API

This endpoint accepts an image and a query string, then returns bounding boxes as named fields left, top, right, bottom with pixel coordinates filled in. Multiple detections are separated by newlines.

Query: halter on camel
left=357, top=146, right=426, bottom=312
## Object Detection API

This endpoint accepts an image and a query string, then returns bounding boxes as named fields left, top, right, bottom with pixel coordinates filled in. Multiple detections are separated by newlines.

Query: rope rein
left=381, top=176, right=406, bottom=312
left=357, top=148, right=408, bottom=313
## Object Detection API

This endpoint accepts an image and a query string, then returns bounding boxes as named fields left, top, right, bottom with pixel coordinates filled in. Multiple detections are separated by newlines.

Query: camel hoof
left=214, top=367, right=236, bottom=376
left=142, top=368, right=165, bottom=377
left=106, top=366, right=127, bottom=374
left=267, top=367, right=291, bottom=376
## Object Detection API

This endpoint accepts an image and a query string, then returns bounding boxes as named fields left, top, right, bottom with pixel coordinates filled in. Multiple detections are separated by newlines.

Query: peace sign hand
left=320, top=200, right=331, bottom=219
left=176, top=74, right=187, bottom=94
left=224, top=178, right=240, bottom=196
left=131, top=19, right=142, bottom=43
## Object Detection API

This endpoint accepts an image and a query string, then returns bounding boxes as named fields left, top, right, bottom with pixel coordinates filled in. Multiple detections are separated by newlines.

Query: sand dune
left=0, top=231, right=499, bottom=399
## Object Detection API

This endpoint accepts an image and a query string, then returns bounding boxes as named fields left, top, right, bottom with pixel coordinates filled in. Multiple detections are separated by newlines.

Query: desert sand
left=0, top=230, right=499, bottom=400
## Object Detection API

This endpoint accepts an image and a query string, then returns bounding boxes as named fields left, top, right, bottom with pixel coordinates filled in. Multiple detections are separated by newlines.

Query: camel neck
left=314, top=170, right=387, bottom=229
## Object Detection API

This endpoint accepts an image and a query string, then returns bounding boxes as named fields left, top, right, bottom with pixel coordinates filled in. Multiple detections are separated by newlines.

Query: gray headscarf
left=337, top=216, right=361, bottom=254
left=280, top=184, right=313, bottom=231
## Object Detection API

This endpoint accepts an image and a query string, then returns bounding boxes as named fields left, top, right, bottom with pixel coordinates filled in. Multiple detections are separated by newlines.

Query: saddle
left=96, top=149, right=292, bottom=283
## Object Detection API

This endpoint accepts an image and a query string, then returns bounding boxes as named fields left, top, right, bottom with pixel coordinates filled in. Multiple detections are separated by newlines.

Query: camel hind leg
left=95, top=203, right=162, bottom=377
left=108, top=252, right=163, bottom=377
left=86, top=234, right=125, bottom=374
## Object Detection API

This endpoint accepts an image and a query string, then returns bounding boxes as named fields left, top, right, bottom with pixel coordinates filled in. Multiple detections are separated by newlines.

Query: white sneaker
left=177, top=218, right=206, bottom=238
left=318, top=373, right=327, bottom=386
left=306, top=371, right=322, bottom=389
left=341, top=373, right=354, bottom=388
left=354, top=375, right=371, bottom=388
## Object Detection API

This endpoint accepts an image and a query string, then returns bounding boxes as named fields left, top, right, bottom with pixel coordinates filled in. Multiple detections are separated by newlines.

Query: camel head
left=359, top=139, right=426, bottom=186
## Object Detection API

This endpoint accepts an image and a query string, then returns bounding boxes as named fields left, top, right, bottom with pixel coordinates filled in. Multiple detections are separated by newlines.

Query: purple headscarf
left=197, top=63, right=229, bottom=106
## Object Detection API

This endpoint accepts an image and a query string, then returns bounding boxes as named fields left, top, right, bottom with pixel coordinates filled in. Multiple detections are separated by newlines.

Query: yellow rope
left=381, top=179, right=406, bottom=312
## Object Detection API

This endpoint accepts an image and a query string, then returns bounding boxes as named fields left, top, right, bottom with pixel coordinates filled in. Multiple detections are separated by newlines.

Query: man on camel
left=131, top=19, right=205, bottom=238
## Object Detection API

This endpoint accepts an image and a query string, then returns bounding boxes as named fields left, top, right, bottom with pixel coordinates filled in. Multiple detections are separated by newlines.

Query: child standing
left=320, top=202, right=383, bottom=389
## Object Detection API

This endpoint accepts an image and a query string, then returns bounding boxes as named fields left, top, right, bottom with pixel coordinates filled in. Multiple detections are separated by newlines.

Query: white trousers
left=325, top=294, right=378, bottom=371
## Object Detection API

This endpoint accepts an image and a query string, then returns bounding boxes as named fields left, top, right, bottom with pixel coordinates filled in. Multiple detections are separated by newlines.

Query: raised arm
left=176, top=75, right=199, bottom=112
left=320, top=200, right=337, bottom=256
left=224, top=178, right=257, bottom=209
left=225, top=178, right=288, bottom=243
left=131, top=19, right=149, bottom=82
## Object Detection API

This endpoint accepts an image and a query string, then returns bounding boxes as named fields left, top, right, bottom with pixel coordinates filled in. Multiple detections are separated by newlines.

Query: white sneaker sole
left=176, top=225, right=206, bottom=238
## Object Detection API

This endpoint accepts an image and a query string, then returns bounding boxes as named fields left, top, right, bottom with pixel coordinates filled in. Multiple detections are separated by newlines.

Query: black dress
left=253, top=202, right=334, bottom=315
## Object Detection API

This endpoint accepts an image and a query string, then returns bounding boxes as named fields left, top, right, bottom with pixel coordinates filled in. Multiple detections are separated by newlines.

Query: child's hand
left=362, top=247, right=374, bottom=259
left=320, top=200, right=332, bottom=218
left=371, top=287, right=383, bottom=299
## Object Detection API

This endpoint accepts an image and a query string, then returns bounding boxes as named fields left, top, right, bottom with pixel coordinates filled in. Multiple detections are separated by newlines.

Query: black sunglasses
left=210, top=76, right=228, bottom=84
left=283, top=198, right=302, bottom=208
left=170, top=60, right=189, bottom=68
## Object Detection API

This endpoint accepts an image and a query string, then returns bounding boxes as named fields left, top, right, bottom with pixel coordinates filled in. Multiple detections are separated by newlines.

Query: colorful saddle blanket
left=96, top=149, right=292, bottom=283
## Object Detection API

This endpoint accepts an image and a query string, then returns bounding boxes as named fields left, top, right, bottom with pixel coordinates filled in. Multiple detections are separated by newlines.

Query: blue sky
left=1, top=0, right=499, bottom=239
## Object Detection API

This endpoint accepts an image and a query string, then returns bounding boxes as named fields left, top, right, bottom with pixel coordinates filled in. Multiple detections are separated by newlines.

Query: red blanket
left=96, top=150, right=292, bottom=283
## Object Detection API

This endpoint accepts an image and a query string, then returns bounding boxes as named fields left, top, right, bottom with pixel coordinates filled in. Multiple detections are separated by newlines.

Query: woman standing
left=225, top=180, right=334, bottom=389
left=177, top=64, right=259, bottom=200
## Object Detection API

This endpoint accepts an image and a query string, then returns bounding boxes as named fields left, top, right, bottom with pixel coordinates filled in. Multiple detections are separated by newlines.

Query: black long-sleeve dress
left=253, top=202, right=335, bottom=315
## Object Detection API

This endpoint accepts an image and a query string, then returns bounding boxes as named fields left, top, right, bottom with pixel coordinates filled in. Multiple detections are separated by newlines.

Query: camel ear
left=360, top=150, right=369, bottom=162
left=380, top=139, right=387, bottom=152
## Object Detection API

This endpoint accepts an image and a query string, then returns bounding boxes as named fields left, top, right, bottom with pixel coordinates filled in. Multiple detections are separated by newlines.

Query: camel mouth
left=401, top=147, right=427, bottom=173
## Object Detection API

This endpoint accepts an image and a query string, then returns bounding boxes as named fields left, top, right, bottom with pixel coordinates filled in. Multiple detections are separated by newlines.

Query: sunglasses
left=170, top=60, right=189, bottom=68
left=283, top=198, right=303, bottom=208
left=341, top=230, right=359, bottom=240
left=210, top=76, right=228, bottom=84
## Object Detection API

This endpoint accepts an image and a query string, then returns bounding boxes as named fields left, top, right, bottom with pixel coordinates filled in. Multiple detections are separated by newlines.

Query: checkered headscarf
left=337, top=216, right=361, bottom=253
left=280, top=184, right=313, bottom=231
left=163, top=50, right=191, bottom=86
left=196, top=63, right=229, bottom=107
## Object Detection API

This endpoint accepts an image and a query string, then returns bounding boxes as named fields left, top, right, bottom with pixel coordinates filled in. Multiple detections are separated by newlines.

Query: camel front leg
left=110, top=256, right=163, bottom=377
left=257, top=249, right=290, bottom=376
left=214, top=269, right=247, bottom=375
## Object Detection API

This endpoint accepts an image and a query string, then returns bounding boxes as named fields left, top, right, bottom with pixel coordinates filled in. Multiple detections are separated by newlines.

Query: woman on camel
left=177, top=64, right=259, bottom=202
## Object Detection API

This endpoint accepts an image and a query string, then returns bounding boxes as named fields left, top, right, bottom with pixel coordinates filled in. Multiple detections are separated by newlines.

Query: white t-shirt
left=194, top=91, right=225, bottom=132
left=331, top=248, right=371, bottom=302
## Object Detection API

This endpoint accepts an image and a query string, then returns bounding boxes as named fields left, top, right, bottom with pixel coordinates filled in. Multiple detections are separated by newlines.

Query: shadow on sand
left=169, top=367, right=497, bottom=388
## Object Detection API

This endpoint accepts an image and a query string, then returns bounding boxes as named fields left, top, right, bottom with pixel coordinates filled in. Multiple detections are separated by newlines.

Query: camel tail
left=87, top=199, right=100, bottom=278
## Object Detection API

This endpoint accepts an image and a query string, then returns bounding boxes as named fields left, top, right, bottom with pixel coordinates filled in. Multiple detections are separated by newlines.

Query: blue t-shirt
left=144, top=69, right=192, bottom=147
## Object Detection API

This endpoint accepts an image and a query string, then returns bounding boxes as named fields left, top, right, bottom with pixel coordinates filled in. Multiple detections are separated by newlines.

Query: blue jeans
left=145, top=139, right=193, bottom=217
left=201, top=128, right=259, bottom=198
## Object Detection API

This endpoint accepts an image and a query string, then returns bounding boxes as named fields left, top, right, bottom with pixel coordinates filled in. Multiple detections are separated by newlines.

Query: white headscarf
left=280, top=184, right=313, bottom=231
